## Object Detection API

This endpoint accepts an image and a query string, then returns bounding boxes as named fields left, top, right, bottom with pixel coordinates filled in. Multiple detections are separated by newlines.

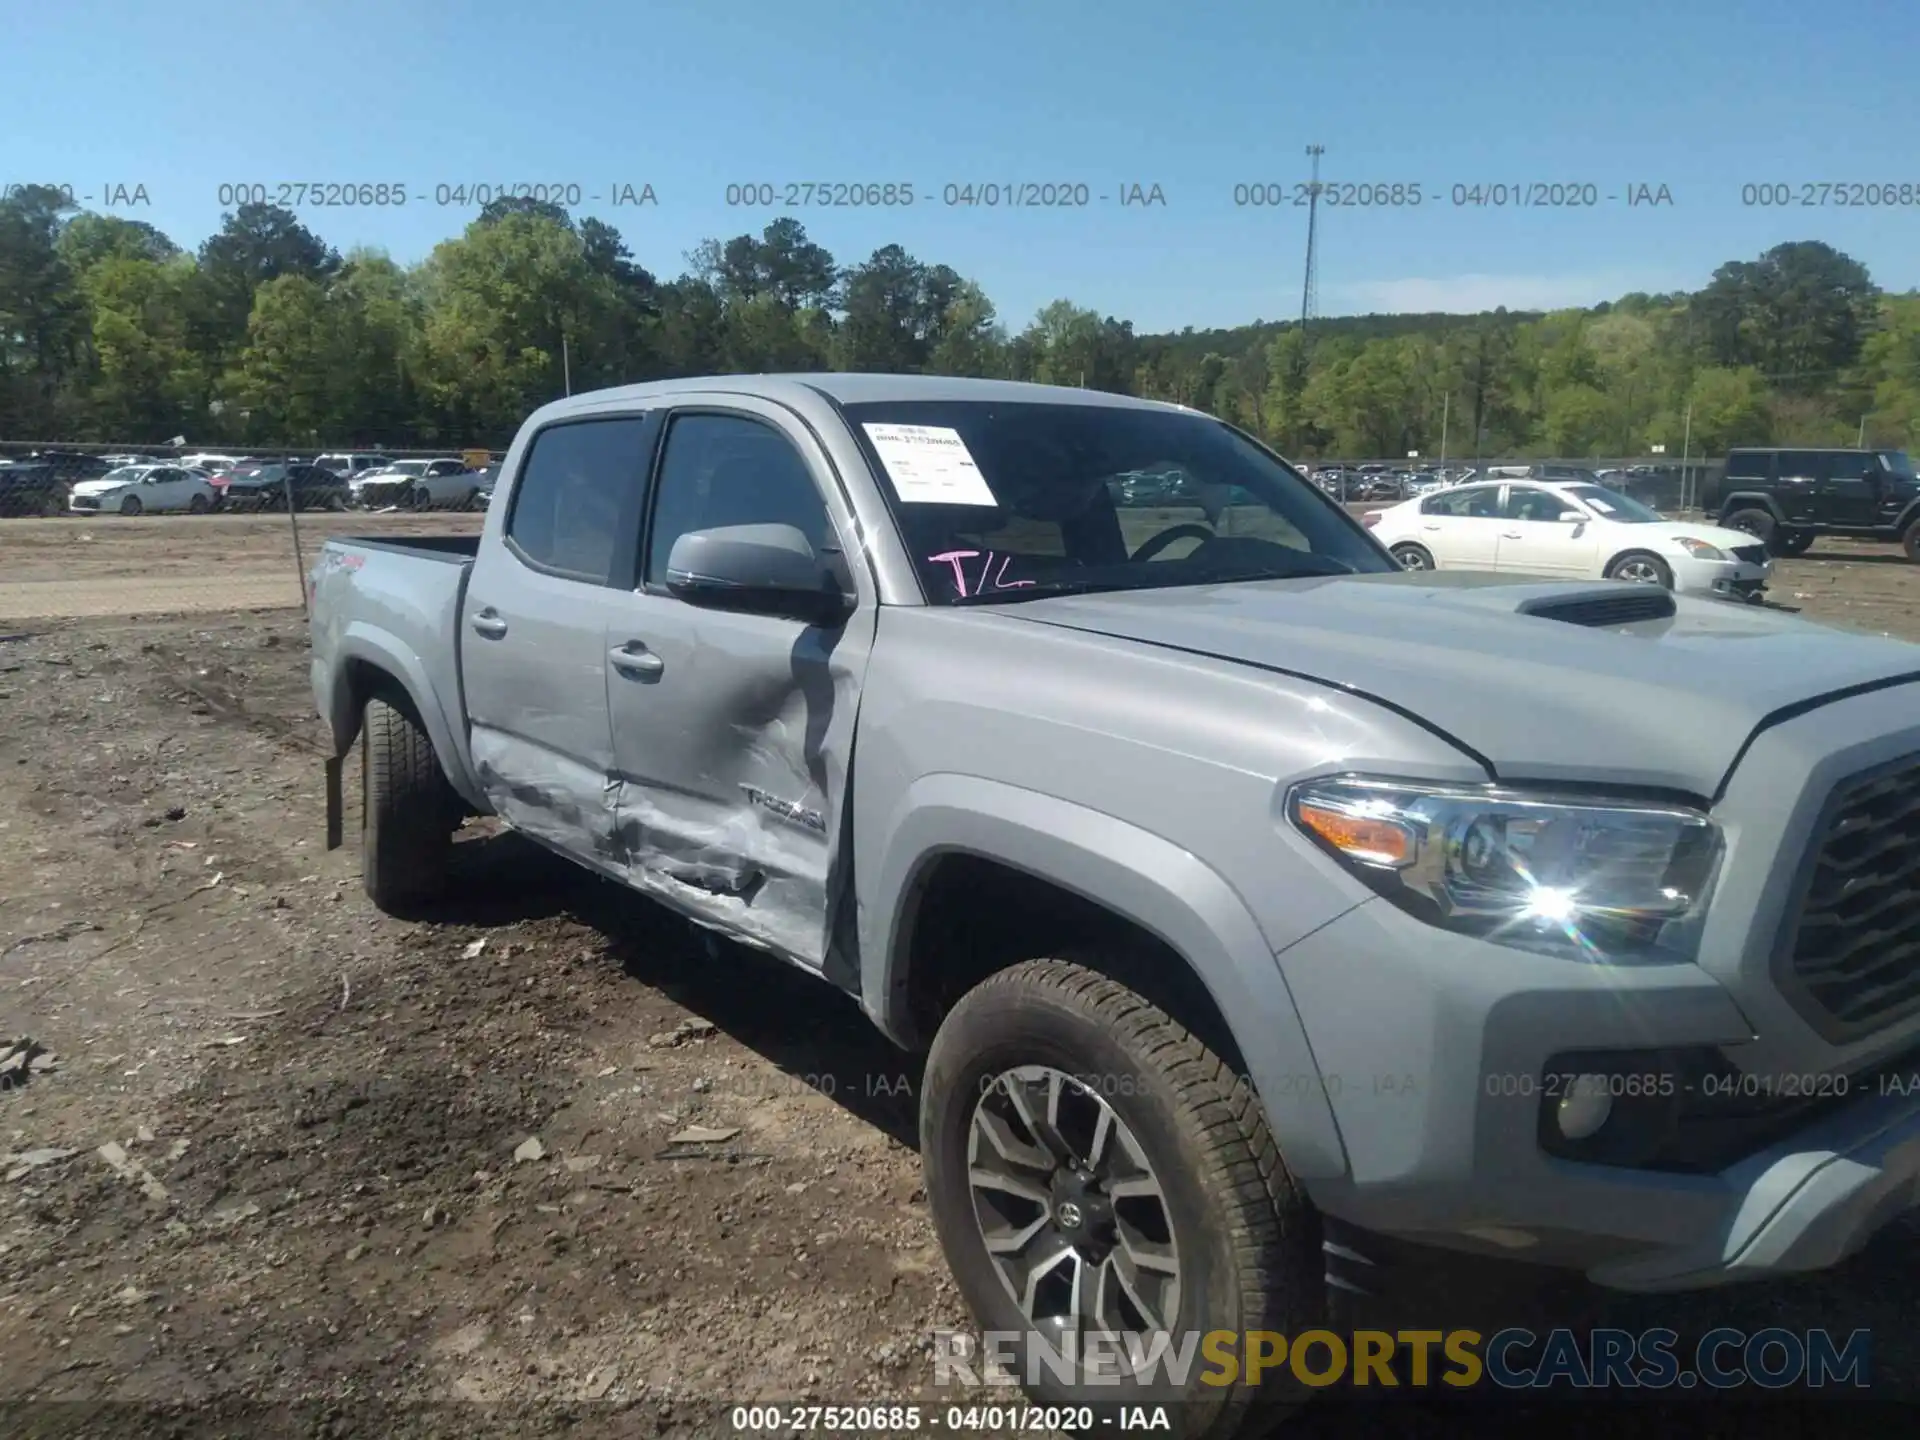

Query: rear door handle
left=470, top=611, right=508, bottom=639
left=1501, top=531, right=1523, bottom=539
left=608, top=643, right=664, bottom=678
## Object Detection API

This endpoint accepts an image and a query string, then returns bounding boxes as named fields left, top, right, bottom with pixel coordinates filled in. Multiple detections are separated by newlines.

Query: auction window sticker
left=861, top=424, right=999, bottom=506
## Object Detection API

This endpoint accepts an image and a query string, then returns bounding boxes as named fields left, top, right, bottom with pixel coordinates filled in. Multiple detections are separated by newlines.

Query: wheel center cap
left=1055, top=1200, right=1084, bottom=1230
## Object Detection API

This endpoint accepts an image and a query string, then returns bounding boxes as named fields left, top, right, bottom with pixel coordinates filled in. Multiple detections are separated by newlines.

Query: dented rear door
left=603, top=399, right=878, bottom=971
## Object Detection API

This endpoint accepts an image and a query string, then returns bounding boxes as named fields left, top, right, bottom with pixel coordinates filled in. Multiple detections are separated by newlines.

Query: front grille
left=1733, top=544, right=1768, bottom=566
left=70, top=497, right=98, bottom=510
left=1516, top=589, right=1676, bottom=627
left=1787, top=757, right=1920, bottom=1032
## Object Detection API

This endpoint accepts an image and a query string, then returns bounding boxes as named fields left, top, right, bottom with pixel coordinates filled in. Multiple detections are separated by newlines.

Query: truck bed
left=326, top=534, right=481, bottom=562
left=307, top=532, right=485, bottom=811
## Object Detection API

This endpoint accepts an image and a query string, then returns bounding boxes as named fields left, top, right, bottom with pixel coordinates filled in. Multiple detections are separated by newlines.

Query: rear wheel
left=1722, top=506, right=1777, bottom=550
left=1389, top=542, right=1434, bottom=571
left=1606, top=550, right=1674, bottom=588
left=188, top=493, right=210, bottom=515
left=1772, top=529, right=1814, bottom=557
left=119, top=494, right=142, bottom=516
left=464, top=488, right=481, bottom=511
left=361, top=693, right=456, bottom=915
left=921, top=959, right=1322, bottom=1436
left=1904, top=520, right=1920, bottom=565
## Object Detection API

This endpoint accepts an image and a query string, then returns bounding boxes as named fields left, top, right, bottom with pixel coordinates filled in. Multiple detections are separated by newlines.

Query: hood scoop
left=1515, top=587, right=1676, bottom=628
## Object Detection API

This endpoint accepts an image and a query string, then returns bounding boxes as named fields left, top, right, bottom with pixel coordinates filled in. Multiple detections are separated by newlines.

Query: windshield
left=100, top=467, right=145, bottom=484
left=1561, top=483, right=1663, bottom=523
left=386, top=460, right=431, bottom=476
left=841, top=400, right=1396, bottom=604
left=1881, top=451, right=1916, bottom=479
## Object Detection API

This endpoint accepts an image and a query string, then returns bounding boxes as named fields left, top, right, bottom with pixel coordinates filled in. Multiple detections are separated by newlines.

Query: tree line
left=1, top=184, right=1915, bottom=458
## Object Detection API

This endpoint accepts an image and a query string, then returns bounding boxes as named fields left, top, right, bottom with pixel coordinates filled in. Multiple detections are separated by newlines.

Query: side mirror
left=665, top=524, right=852, bottom=627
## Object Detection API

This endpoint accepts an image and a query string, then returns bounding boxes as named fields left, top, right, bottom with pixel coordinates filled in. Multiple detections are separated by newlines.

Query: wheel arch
left=865, top=775, right=1350, bottom=1182
left=323, top=629, right=486, bottom=809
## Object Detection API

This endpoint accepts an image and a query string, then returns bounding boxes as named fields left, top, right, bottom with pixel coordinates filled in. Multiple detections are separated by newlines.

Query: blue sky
left=9, top=0, right=1917, bottom=333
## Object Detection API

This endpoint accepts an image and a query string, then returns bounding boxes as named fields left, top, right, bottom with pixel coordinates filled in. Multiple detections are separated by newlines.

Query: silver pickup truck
left=311, top=374, right=1920, bottom=1431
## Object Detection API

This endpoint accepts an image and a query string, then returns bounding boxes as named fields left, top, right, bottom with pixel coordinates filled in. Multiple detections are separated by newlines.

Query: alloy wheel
left=966, top=1065, right=1180, bottom=1371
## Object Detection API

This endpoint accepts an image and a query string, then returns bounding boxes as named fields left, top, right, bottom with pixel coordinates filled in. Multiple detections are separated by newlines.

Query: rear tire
left=1605, top=550, right=1674, bottom=588
left=1389, top=542, right=1434, bottom=571
left=361, top=693, right=456, bottom=915
left=921, top=959, right=1322, bottom=1437
left=188, top=493, right=210, bottom=515
left=1904, top=521, right=1920, bottom=565
left=1722, top=506, right=1776, bottom=549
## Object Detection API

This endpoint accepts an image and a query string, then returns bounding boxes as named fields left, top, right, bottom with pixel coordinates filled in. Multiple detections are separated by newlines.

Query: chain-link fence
left=1300, top=456, right=1725, bottom=514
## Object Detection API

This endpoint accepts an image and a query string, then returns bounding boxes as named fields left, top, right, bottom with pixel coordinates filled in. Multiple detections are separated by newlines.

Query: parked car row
left=0, top=447, right=499, bottom=517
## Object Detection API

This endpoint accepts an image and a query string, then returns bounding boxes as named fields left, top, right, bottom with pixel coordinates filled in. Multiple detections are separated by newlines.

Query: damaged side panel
left=603, top=602, right=876, bottom=973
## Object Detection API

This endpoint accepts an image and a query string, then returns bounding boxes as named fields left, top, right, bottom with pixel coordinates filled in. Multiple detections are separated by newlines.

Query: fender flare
left=864, top=773, right=1351, bottom=1182
left=323, top=624, right=486, bottom=809
left=1894, top=499, right=1920, bottom=535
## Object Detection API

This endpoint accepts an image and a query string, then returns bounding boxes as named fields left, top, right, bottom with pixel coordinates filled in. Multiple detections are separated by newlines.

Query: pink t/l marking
left=991, top=554, right=1035, bottom=589
left=927, top=550, right=981, bottom=598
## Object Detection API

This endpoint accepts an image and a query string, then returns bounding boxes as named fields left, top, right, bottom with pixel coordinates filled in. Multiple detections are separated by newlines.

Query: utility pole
left=1299, top=145, right=1324, bottom=350
left=1439, top=393, right=1450, bottom=473
left=1858, top=413, right=1868, bottom=447
left=562, top=334, right=572, bottom=397
left=1680, top=401, right=1694, bottom=512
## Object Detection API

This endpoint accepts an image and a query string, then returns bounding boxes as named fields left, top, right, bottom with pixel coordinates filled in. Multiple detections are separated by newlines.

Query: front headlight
left=1673, top=537, right=1725, bottom=559
left=1287, top=777, right=1721, bottom=962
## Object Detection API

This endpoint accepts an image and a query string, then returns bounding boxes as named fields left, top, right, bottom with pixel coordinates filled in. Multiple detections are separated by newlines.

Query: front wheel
left=119, top=494, right=143, bottom=516
left=1903, top=521, right=1920, bottom=565
left=921, top=959, right=1322, bottom=1437
left=409, top=484, right=433, bottom=512
left=1606, top=550, right=1674, bottom=588
left=1389, top=542, right=1434, bottom=571
left=1721, top=506, right=1777, bottom=550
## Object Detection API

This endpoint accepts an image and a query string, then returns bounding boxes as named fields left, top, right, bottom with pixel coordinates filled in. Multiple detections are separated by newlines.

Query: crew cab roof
left=523, top=373, right=1195, bottom=420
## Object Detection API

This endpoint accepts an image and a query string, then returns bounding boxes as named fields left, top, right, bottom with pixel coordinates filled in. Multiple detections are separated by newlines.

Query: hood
left=1633, top=520, right=1765, bottom=551
left=1005, top=571, right=1920, bottom=796
left=72, top=477, right=135, bottom=496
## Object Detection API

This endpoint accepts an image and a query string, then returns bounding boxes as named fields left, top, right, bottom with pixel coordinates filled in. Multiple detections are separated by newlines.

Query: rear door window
left=505, top=417, right=654, bottom=585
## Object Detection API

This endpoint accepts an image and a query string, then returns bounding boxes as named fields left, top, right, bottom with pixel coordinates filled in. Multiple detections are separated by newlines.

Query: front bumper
left=1672, top=553, right=1771, bottom=600
left=351, top=480, right=412, bottom=508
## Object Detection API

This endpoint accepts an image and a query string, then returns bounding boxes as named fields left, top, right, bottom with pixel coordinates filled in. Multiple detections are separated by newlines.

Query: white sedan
left=1364, top=478, right=1773, bottom=601
left=68, top=464, right=218, bottom=516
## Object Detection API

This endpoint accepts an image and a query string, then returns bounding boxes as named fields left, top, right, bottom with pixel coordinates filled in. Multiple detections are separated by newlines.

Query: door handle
left=1501, top=531, right=1523, bottom=539
left=1421, top=523, right=1440, bottom=531
left=470, top=611, right=508, bottom=639
left=608, top=643, right=664, bottom=678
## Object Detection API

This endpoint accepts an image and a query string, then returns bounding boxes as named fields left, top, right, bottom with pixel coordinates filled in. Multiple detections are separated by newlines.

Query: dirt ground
left=2, top=512, right=1919, bottom=1436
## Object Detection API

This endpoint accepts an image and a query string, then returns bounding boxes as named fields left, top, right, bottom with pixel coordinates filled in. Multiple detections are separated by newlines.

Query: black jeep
left=1710, top=447, right=1920, bottom=560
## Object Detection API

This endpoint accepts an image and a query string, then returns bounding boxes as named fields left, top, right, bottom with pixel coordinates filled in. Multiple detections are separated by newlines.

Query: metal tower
left=1299, top=144, right=1324, bottom=345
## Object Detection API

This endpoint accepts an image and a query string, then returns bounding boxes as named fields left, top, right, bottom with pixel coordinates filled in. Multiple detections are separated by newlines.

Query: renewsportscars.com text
left=933, top=1326, right=1872, bottom=1390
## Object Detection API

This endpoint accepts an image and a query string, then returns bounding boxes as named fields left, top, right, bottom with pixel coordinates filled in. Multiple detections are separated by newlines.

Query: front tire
left=1903, top=520, right=1920, bottom=565
left=409, top=484, right=433, bottom=512
left=1722, top=506, right=1777, bottom=550
left=921, top=959, right=1321, bottom=1437
left=1606, top=550, right=1674, bottom=588
left=1389, top=542, right=1434, bottom=571
left=361, top=694, right=456, bottom=915
left=119, top=495, right=143, bottom=516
